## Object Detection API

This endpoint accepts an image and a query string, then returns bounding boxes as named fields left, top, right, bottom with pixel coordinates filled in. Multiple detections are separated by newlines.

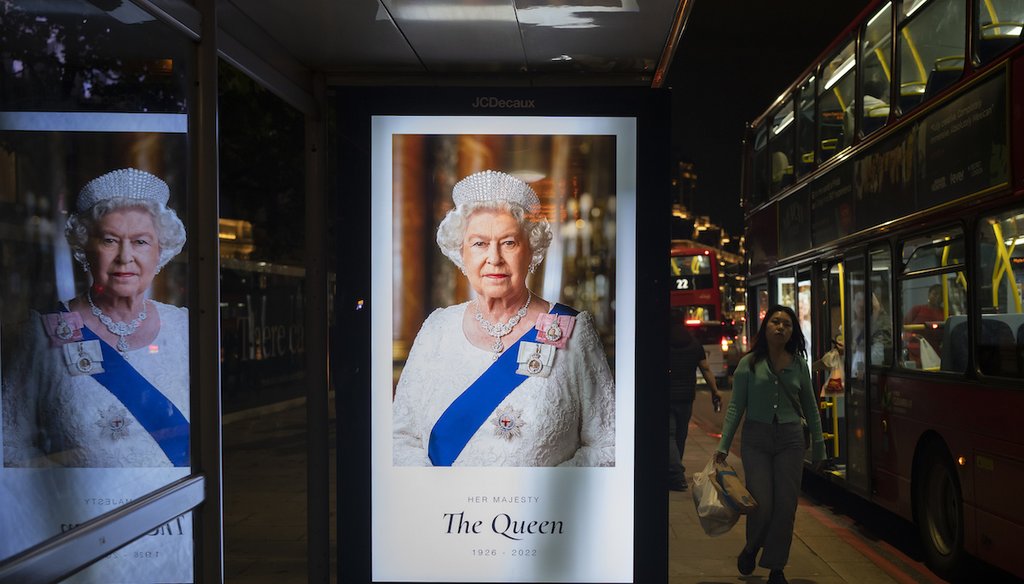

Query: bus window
left=796, top=76, right=817, bottom=177
left=977, top=0, right=1024, bottom=64
left=976, top=208, right=1024, bottom=378
left=770, top=99, right=796, bottom=194
left=869, top=247, right=894, bottom=367
left=899, top=228, right=968, bottom=372
left=898, top=0, right=966, bottom=111
left=797, top=272, right=812, bottom=366
left=818, top=37, right=856, bottom=162
left=670, top=247, right=721, bottom=323
left=814, top=262, right=845, bottom=463
left=750, top=123, right=769, bottom=206
left=756, top=283, right=769, bottom=331
left=775, top=272, right=797, bottom=313
left=861, top=3, right=893, bottom=137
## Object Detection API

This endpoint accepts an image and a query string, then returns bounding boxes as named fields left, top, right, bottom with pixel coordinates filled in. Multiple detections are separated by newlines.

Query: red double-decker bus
left=670, top=244, right=721, bottom=320
left=671, top=243, right=742, bottom=385
left=740, top=0, right=1023, bottom=579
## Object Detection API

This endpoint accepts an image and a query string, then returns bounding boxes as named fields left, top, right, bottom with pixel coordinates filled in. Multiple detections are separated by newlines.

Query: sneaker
left=736, top=548, right=756, bottom=576
left=669, top=482, right=687, bottom=492
left=767, top=569, right=788, bottom=584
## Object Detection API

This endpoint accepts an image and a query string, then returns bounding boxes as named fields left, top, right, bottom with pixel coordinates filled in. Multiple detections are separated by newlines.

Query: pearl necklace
left=87, top=290, right=148, bottom=353
left=474, top=292, right=531, bottom=358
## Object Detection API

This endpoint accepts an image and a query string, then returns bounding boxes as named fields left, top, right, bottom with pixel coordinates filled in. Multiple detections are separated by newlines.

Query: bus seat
left=941, top=318, right=968, bottom=373
left=924, top=57, right=964, bottom=101
left=979, top=22, right=1023, bottom=64
left=900, top=81, right=926, bottom=111
left=977, top=318, right=1016, bottom=376
left=1018, top=323, right=1024, bottom=376
left=862, top=102, right=890, bottom=135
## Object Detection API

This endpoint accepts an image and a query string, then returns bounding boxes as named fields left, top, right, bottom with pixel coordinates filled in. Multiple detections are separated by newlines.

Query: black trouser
left=668, top=398, right=693, bottom=485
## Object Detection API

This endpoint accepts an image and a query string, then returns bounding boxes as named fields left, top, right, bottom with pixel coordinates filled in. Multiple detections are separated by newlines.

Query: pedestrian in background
left=668, top=316, right=721, bottom=491
left=714, top=305, right=826, bottom=584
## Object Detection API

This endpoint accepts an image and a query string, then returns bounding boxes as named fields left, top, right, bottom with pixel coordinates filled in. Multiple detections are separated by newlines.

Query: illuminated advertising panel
left=0, top=113, right=192, bottom=583
left=335, top=88, right=669, bottom=583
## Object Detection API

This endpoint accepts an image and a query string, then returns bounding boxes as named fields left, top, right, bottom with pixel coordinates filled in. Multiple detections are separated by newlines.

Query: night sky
left=667, top=0, right=871, bottom=235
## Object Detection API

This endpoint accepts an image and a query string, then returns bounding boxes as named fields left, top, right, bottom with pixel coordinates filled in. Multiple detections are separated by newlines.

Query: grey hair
left=65, top=197, right=187, bottom=270
left=436, top=201, right=553, bottom=271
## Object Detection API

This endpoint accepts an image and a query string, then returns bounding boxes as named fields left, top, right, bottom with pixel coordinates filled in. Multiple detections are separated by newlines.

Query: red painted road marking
left=801, top=501, right=946, bottom=584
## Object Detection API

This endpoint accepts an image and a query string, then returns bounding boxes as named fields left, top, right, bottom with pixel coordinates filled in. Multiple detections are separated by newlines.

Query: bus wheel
left=914, top=444, right=965, bottom=578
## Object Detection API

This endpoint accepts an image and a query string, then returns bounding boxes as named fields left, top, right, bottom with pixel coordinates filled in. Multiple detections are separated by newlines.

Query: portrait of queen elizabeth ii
left=392, top=170, right=615, bottom=467
left=2, top=168, right=189, bottom=468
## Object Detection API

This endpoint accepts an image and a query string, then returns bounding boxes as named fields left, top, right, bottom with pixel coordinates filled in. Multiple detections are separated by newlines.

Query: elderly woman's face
left=86, top=207, right=161, bottom=301
left=461, top=209, right=532, bottom=302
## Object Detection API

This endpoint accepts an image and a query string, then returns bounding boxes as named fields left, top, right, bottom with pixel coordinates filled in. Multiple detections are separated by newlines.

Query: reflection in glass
left=818, top=38, right=856, bottom=161
left=899, top=229, right=968, bottom=372
left=750, top=124, right=769, bottom=206
left=861, top=3, right=893, bottom=136
left=977, top=0, right=1024, bottom=64
left=796, top=77, right=817, bottom=176
left=898, top=0, right=965, bottom=111
left=0, top=1, right=194, bottom=580
left=975, top=208, right=1024, bottom=378
left=770, top=99, right=796, bottom=193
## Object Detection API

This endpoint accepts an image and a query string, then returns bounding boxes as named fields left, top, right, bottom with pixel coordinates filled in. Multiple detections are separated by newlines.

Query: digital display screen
left=368, top=115, right=636, bottom=582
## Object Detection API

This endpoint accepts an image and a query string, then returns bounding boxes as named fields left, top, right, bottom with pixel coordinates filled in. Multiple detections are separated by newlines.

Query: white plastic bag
left=691, top=457, right=740, bottom=536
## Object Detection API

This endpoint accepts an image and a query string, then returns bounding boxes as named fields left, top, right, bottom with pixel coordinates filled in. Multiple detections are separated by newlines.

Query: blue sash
left=427, top=303, right=579, bottom=466
left=64, top=305, right=190, bottom=467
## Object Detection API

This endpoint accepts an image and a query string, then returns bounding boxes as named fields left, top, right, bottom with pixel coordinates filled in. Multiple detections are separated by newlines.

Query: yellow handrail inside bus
left=901, top=27, right=927, bottom=82
left=838, top=263, right=846, bottom=322
left=990, top=221, right=1023, bottom=311
left=873, top=47, right=892, bottom=81
left=691, top=256, right=702, bottom=275
left=833, top=86, right=847, bottom=112
left=982, top=0, right=999, bottom=27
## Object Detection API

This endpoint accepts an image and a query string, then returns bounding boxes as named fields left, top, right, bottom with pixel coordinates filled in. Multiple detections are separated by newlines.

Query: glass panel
left=776, top=272, right=797, bottom=313
left=797, top=273, right=813, bottom=369
left=756, top=284, right=770, bottom=330
left=770, top=99, right=796, bottom=193
left=900, top=274, right=968, bottom=371
left=902, top=228, right=966, bottom=272
left=796, top=76, right=817, bottom=177
left=670, top=253, right=714, bottom=289
left=0, top=1, right=194, bottom=581
left=977, top=0, right=1024, bottom=64
left=899, top=228, right=968, bottom=372
left=819, top=38, right=856, bottom=162
left=813, top=262, right=845, bottom=467
left=750, top=123, right=769, bottom=205
left=869, top=247, right=893, bottom=367
left=903, top=0, right=931, bottom=18
left=862, top=3, right=893, bottom=136
left=899, top=0, right=966, bottom=112
left=976, top=208, right=1024, bottom=378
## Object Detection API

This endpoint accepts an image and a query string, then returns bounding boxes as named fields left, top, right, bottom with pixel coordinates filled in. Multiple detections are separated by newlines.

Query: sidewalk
left=669, top=411, right=901, bottom=584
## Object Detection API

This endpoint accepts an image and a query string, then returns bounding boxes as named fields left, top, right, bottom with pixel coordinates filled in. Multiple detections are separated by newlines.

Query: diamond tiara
left=452, top=170, right=540, bottom=213
left=76, top=168, right=170, bottom=212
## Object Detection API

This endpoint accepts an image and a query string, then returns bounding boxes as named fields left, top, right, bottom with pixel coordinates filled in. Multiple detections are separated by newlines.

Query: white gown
left=2, top=302, right=190, bottom=468
left=392, top=302, right=615, bottom=467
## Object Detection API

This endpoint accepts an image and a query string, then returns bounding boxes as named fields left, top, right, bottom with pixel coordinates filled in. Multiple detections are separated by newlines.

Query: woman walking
left=715, top=305, right=826, bottom=584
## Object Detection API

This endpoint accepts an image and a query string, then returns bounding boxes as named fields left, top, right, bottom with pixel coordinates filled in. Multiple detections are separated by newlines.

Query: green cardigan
left=716, top=352, right=827, bottom=462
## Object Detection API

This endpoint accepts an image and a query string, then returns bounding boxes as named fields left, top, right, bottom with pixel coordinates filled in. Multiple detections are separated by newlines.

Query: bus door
left=816, top=260, right=848, bottom=475
left=845, top=254, right=872, bottom=497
